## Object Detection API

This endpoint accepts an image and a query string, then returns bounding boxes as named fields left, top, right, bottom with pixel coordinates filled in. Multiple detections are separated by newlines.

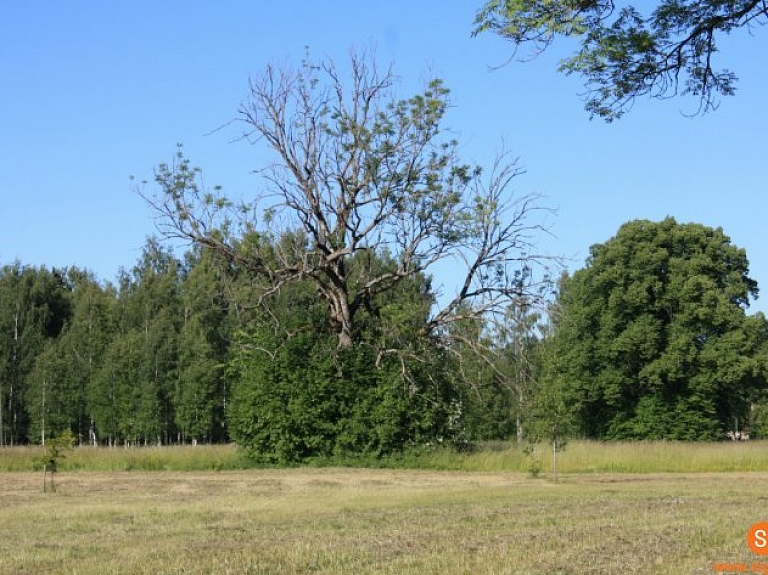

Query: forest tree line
left=0, top=241, right=231, bottom=447
left=0, top=237, right=544, bottom=456
left=3, top=218, right=768, bottom=459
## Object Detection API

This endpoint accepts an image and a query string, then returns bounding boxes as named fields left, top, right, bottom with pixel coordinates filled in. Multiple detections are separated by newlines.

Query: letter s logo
left=748, top=522, right=768, bottom=555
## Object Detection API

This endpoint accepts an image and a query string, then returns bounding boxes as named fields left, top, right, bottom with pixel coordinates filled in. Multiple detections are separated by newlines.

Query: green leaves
left=552, top=217, right=767, bottom=440
left=0, top=264, right=72, bottom=445
left=227, top=328, right=460, bottom=464
left=475, top=0, right=767, bottom=119
left=474, top=0, right=594, bottom=43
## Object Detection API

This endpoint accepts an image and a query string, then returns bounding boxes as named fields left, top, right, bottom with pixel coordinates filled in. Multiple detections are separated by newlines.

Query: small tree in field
left=523, top=372, right=573, bottom=481
left=42, top=429, right=75, bottom=493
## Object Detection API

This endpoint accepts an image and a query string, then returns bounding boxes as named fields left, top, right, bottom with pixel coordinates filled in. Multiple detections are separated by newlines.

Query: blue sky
left=2, top=3, right=767, bottom=312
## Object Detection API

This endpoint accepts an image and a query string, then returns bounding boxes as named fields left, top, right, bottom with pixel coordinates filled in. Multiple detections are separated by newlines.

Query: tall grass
left=0, top=443, right=249, bottom=472
left=2, top=439, right=768, bottom=473
left=318, top=439, right=768, bottom=473
left=549, top=439, right=768, bottom=473
left=418, top=439, right=768, bottom=473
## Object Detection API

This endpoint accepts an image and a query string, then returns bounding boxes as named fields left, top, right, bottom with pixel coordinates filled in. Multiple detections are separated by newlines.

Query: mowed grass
left=1, top=468, right=766, bottom=574
left=2, top=441, right=767, bottom=573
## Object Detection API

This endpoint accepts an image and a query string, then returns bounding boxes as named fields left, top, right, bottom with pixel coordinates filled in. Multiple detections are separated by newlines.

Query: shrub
left=227, top=331, right=461, bottom=464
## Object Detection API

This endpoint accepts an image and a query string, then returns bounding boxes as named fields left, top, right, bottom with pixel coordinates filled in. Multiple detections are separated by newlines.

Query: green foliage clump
left=42, top=429, right=75, bottom=492
left=227, top=328, right=460, bottom=465
left=42, top=429, right=76, bottom=470
left=551, top=217, right=768, bottom=441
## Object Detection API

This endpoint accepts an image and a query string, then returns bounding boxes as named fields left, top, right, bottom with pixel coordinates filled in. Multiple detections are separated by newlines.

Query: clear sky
left=2, top=3, right=767, bottom=312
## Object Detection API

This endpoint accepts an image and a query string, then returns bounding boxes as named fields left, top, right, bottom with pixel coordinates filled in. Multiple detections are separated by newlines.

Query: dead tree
left=142, top=49, right=554, bottom=353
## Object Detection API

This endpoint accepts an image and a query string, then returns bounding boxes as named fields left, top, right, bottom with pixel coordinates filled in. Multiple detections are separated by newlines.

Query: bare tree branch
left=141, top=49, right=556, bottom=352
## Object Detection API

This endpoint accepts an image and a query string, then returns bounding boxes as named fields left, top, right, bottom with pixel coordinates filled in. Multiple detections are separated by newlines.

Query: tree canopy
left=474, top=0, right=768, bottom=120
left=5, top=216, right=766, bottom=451
left=551, top=217, right=768, bottom=439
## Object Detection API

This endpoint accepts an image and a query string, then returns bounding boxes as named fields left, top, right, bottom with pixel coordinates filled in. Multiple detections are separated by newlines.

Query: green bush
left=227, top=331, right=461, bottom=465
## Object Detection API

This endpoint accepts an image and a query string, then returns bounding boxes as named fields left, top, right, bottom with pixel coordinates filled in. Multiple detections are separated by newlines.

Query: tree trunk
left=41, top=378, right=46, bottom=447
left=552, top=437, right=558, bottom=482
left=337, top=325, right=354, bottom=349
left=329, top=288, right=355, bottom=349
left=0, top=377, right=4, bottom=447
left=9, top=384, right=14, bottom=446
left=10, top=307, right=19, bottom=446
left=516, top=386, right=524, bottom=444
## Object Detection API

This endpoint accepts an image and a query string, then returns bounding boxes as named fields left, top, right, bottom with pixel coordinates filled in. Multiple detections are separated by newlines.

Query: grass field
left=1, top=468, right=765, bottom=574
left=2, top=442, right=768, bottom=574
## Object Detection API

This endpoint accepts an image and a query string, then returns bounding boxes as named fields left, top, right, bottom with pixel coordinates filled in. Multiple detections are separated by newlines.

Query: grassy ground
left=0, top=468, right=764, bottom=574
left=4, top=439, right=768, bottom=473
left=0, top=443, right=249, bottom=472
left=430, top=439, right=768, bottom=474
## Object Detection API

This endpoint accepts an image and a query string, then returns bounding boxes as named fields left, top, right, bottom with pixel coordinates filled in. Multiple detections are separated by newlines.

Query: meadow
left=2, top=442, right=768, bottom=574
left=4, top=439, right=768, bottom=473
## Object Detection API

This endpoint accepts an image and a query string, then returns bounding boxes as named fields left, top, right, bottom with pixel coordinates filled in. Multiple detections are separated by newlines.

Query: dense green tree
left=3, top=267, right=118, bottom=446
left=226, top=250, right=464, bottom=463
left=474, top=1, right=768, bottom=120
left=26, top=269, right=116, bottom=445
left=175, top=317, right=221, bottom=443
left=93, top=322, right=178, bottom=446
left=90, top=241, right=181, bottom=445
left=26, top=340, right=77, bottom=445
left=65, top=269, right=117, bottom=444
left=175, top=247, right=231, bottom=443
left=91, top=329, right=144, bottom=445
left=228, top=326, right=461, bottom=464
left=551, top=217, right=767, bottom=440
left=0, top=264, right=71, bottom=445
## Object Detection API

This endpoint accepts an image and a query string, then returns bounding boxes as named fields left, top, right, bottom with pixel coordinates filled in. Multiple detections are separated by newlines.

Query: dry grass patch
left=0, top=469, right=765, bottom=574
